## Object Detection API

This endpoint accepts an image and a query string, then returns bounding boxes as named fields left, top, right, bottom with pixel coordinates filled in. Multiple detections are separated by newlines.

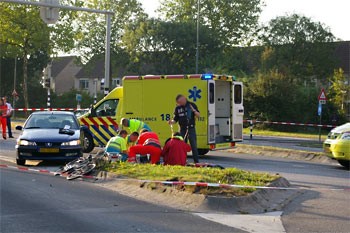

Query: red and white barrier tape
left=127, top=179, right=349, bottom=192
left=0, top=164, right=96, bottom=180
left=13, top=108, right=89, bottom=112
left=244, top=120, right=337, bottom=128
left=1, top=164, right=348, bottom=191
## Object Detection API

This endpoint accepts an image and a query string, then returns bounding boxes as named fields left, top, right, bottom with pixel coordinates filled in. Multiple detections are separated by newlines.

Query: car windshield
left=24, top=114, right=79, bottom=130
left=341, top=133, right=350, bottom=140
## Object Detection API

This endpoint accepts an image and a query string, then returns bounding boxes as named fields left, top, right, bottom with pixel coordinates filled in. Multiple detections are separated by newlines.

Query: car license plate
left=39, top=148, right=59, bottom=153
left=215, top=143, right=231, bottom=149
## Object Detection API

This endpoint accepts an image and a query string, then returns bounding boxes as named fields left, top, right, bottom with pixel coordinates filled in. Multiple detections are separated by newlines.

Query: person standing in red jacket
left=162, top=132, right=191, bottom=166
left=0, top=98, right=8, bottom=140
left=128, top=129, right=162, bottom=164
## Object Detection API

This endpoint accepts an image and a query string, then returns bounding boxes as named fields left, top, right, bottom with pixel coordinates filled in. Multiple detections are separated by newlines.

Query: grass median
left=106, top=163, right=279, bottom=196
left=243, top=128, right=328, bottom=140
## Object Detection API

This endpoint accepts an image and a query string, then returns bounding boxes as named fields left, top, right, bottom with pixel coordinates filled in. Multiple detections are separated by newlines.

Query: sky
left=140, top=0, right=350, bottom=41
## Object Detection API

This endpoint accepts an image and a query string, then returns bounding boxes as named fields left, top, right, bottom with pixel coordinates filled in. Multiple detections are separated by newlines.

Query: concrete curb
left=197, top=177, right=302, bottom=214
left=228, top=145, right=332, bottom=164
left=95, top=171, right=302, bottom=214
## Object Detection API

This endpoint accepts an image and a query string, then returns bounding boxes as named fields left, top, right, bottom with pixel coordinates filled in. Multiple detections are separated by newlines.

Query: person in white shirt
left=3, top=97, right=13, bottom=138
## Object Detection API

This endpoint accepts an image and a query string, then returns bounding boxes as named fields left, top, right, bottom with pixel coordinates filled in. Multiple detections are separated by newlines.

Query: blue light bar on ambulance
left=201, top=74, right=213, bottom=80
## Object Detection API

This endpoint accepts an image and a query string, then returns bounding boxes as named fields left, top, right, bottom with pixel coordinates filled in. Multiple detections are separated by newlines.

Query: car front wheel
left=82, top=132, right=94, bottom=153
left=16, top=159, right=26, bottom=166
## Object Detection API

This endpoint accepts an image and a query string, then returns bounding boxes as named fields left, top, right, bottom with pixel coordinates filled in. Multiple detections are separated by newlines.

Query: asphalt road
left=1, top=137, right=350, bottom=232
left=201, top=152, right=350, bottom=233
left=242, top=135, right=323, bottom=152
left=1, top=168, right=244, bottom=233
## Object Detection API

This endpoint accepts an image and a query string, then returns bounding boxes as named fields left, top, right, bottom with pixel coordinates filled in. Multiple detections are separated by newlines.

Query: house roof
left=51, top=56, right=78, bottom=77
left=75, top=56, right=105, bottom=79
left=75, top=55, right=127, bottom=79
left=334, top=41, right=350, bottom=75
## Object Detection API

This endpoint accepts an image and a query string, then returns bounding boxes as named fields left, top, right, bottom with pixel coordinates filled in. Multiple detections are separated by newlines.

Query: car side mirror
left=15, top=125, right=23, bottom=131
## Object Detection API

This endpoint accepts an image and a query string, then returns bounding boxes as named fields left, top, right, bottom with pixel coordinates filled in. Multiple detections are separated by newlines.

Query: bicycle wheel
left=66, top=170, right=83, bottom=180
left=66, top=163, right=96, bottom=180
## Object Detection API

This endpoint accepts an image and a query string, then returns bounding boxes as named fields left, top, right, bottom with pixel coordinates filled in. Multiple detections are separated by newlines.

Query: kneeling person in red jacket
left=162, top=132, right=191, bottom=166
left=128, top=129, right=162, bottom=164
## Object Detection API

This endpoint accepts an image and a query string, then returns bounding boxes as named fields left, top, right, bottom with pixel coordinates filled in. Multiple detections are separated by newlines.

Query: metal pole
left=249, top=120, right=253, bottom=140
left=47, top=88, right=51, bottom=109
left=94, top=79, right=97, bottom=104
left=47, top=62, right=51, bottom=109
left=195, top=0, right=200, bottom=74
left=13, top=58, right=17, bottom=118
left=319, top=114, right=322, bottom=142
left=104, top=13, right=111, bottom=95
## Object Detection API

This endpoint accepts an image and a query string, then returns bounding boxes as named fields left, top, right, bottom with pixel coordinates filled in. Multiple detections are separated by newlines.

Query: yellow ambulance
left=79, top=74, right=244, bottom=155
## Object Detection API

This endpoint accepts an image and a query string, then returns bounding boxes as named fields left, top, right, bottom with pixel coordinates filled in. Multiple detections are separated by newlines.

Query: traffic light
left=44, top=78, right=51, bottom=89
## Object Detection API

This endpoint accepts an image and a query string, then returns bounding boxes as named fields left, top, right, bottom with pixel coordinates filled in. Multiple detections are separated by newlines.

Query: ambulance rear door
left=207, top=80, right=216, bottom=144
left=232, top=82, right=244, bottom=141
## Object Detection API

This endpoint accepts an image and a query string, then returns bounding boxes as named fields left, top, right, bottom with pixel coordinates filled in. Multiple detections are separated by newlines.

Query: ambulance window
left=95, top=99, right=119, bottom=117
left=234, top=85, right=242, bottom=104
left=209, top=83, right=215, bottom=104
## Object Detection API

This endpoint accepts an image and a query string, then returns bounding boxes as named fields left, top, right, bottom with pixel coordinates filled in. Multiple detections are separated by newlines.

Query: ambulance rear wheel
left=82, top=132, right=94, bottom=153
left=198, top=149, right=209, bottom=155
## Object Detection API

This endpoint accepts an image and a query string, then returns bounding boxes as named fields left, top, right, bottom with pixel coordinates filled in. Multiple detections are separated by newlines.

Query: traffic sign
left=12, top=90, right=18, bottom=97
left=76, top=94, right=82, bottom=102
left=318, top=88, right=327, bottom=102
left=40, top=0, right=60, bottom=24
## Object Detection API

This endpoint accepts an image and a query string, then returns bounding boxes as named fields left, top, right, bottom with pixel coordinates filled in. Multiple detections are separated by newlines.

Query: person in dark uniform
left=169, top=94, right=200, bottom=163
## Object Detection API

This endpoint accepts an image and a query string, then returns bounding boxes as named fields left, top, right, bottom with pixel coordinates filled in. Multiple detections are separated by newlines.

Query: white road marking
left=194, top=211, right=285, bottom=233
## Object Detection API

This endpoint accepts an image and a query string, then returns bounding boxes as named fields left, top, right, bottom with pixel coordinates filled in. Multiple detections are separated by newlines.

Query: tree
left=244, top=70, right=320, bottom=123
left=0, top=3, right=51, bottom=109
left=261, top=14, right=336, bottom=83
left=122, top=18, right=222, bottom=74
left=159, top=0, right=263, bottom=46
left=328, top=68, right=350, bottom=115
left=74, top=0, right=147, bottom=60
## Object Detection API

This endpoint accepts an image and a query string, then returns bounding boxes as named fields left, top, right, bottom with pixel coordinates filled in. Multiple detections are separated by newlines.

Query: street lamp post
left=195, top=0, right=200, bottom=74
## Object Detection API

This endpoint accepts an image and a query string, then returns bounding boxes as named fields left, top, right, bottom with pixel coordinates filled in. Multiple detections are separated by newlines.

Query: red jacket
left=137, top=132, right=161, bottom=147
left=161, top=137, right=191, bottom=166
left=0, top=104, right=7, bottom=117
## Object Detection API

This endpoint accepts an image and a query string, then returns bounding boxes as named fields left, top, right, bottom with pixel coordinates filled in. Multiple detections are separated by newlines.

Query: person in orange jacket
left=162, top=132, right=191, bottom=166
left=128, top=129, right=162, bottom=164
left=0, top=98, right=8, bottom=140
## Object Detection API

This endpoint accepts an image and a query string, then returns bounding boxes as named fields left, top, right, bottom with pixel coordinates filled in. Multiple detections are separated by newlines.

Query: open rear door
left=208, top=80, right=216, bottom=144
left=232, top=82, right=244, bottom=141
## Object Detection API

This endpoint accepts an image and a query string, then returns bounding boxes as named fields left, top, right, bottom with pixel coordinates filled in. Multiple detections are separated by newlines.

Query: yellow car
left=323, top=123, right=350, bottom=169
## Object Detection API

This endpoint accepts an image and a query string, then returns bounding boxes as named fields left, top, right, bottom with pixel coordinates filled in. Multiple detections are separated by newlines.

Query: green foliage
left=73, top=0, right=147, bottom=60
left=159, top=0, right=263, bottom=45
left=244, top=70, right=320, bottom=123
left=261, top=14, right=336, bottom=84
left=0, top=51, right=49, bottom=108
left=0, top=3, right=52, bottom=108
left=263, top=14, right=334, bottom=45
left=123, top=19, right=221, bottom=73
left=51, top=89, right=95, bottom=108
left=328, top=69, right=350, bottom=115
